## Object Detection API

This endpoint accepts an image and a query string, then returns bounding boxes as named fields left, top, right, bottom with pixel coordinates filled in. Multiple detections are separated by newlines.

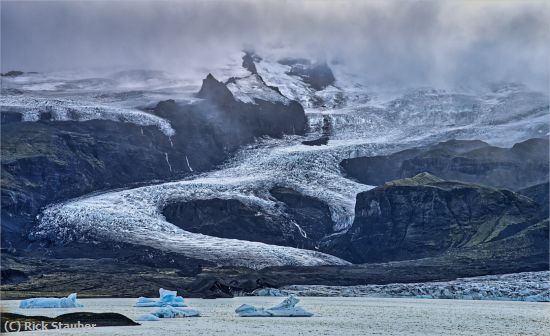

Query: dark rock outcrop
left=278, top=58, right=311, bottom=66
left=302, top=136, right=329, bottom=146
left=1, top=110, right=23, bottom=124
left=340, top=138, right=549, bottom=191
left=302, top=115, right=332, bottom=146
left=283, top=59, right=336, bottom=90
left=1, top=70, right=24, bottom=77
left=1, top=312, right=138, bottom=332
left=196, top=73, right=235, bottom=105
left=162, top=198, right=308, bottom=248
left=269, top=187, right=334, bottom=242
left=162, top=188, right=334, bottom=250
left=242, top=52, right=258, bottom=74
left=519, top=182, right=549, bottom=218
left=1, top=120, right=177, bottom=250
left=329, top=173, right=547, bottom=264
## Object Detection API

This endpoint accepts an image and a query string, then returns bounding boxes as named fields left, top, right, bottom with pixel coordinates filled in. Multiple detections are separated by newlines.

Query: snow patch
left=226, top=74, right=290, bottom=105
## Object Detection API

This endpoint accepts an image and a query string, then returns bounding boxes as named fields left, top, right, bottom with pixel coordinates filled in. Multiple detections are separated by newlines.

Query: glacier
left=235, top=295, right=313, bottom=317
left=19, top=293, right=83, bottom=308
left=0, top=92, right=176, bottom=137
left=26, top=51, right=549, bottom=268
left=279, top=272, right=550, bottom=302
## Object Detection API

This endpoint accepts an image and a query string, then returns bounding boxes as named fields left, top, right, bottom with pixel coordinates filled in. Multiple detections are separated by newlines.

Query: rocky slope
left=340, top=138, right=549, bottom=191
left=328, top=173, right=548, bottom=264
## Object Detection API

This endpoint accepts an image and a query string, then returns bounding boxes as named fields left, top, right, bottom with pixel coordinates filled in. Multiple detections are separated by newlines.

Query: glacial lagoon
left=2, top=297, right=549, bottom=335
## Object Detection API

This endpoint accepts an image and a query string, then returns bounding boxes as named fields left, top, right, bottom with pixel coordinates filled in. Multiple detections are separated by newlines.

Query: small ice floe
left=235, top=295, right=313, bottom=317
left=252, top=288, right=289, bottom=297
left=19, top=293, right=83, bottom=309
left=135, top=314, right=160, bottom=321
left=151, top=306, right=200, bottom=318
left=134, top=288, right=186, bottom=307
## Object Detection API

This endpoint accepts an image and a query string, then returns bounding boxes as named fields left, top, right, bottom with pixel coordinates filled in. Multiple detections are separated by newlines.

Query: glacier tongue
left=0, top=94, right=176, bottom=136
left=280, top=272, right=550, bottom=302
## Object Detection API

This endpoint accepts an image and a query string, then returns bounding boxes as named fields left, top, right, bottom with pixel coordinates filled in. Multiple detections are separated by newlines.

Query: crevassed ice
left=0, top=95, right=175, bottom=136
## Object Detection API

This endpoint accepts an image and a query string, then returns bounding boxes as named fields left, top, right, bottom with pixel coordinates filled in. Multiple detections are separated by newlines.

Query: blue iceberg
left=134, top=288, right=186, bottom=307
left=19, top=293, right=83, bottom=309
left=235, top=295, right=313, bottom=317
left=152, top=306, right=200, bottom=318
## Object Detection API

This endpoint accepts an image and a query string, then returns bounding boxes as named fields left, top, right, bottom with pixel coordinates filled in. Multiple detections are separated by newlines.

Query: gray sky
left=2, top=0, right=549, bottom=89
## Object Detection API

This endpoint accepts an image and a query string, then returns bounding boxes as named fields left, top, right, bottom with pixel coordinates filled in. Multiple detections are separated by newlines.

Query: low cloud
left=2, top=0, right=549, bottom=90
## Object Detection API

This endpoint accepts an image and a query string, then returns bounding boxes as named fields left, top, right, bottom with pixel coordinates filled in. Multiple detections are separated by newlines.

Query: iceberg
left=19, top=293, right=83, bottom=309
left=134, top=288, right=186, bottom=307
left=135, top=314, right=160, bottom=321
left=151, top=306, right=200, bottom=318
left=235, top=295, right=313, bottom=317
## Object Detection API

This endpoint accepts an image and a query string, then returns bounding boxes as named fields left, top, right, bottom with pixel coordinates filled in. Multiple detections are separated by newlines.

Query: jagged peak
left=196, top=73, right=234, bottom=103
left=242, top=52, right=258, bottom=75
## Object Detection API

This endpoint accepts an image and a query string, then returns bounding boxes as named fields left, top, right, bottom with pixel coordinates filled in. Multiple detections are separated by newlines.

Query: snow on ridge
left=0, top=94, right=175, bottom=136
left=226, top=74, right=291, bottom=105
left=254, top=56, right=345, bottom=111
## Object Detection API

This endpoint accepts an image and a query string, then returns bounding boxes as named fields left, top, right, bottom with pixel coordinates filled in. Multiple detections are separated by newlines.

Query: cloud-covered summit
left=2, top=0, right=548, bottom=90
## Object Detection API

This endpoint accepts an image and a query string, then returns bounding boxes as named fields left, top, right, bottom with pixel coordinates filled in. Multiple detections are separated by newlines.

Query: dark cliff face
left=163, top=198, right=308, bottom=248
left=330, top=173, right=548, bottom=264
left=1, top=73, right=307, bottom=250
left=242, top=52, right=258, bottom=74
left=1, top=70, right=25, bottom=77
left=340, top=138, right=549, bottom=191
left=519, top=182, right=549, bottom=218
left=197, top=73, right=235, bottom=105
left=270, top=187, right=334, bottom=243
left=1, top=120, right=177, bottom=249
left=162, top=187, right=334, bottom=250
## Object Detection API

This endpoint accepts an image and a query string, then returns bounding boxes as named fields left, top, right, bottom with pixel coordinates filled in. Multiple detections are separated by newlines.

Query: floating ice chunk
left=152, top=306, right=200, bottom=318
left=19, top=293, right=83, bottom=309
left=235, top=304, right=272, bottom=317
left=134, top=288, right=187, bottom=307
left=136, top=297, right=155, bottom=304
left=135, top=314, right=160, bottom=321
left=235, top=295, right=313, bottom=317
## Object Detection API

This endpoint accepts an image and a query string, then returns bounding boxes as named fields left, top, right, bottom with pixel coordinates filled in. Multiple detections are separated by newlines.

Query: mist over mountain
left=2, top=0, right=549, bottom=90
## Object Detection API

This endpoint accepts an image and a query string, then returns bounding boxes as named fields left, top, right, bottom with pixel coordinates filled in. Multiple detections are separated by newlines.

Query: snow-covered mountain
left=2, top=51, right=548, bottom=269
